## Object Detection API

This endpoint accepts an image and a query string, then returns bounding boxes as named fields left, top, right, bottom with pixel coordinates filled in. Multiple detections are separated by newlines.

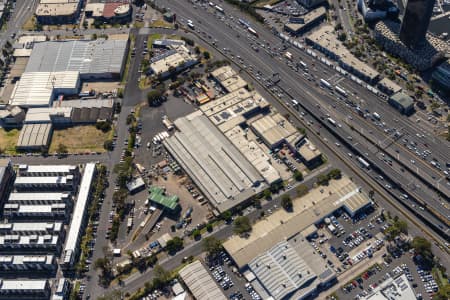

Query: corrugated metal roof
left=25, top=39, right=128, bottom=76
left=179, top=261, right=227, bottom=300
left=17, top=123, right=53, bottom=149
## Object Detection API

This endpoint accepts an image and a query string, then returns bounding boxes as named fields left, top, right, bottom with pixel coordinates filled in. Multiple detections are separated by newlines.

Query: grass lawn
left=0, top=128, right=20, bottom=154
left=147, top=33, right=162, bottom=47
left=121, top=34, right=135, bottom=85
left=49, top=125, right=112, bottom=154
left=150, top=19, right=175, bottom=29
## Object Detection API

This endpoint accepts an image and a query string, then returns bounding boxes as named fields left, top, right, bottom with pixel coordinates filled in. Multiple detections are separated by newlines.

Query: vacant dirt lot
left=0, top=128, right=20, bottom=154
left=49, top=125, right=111, bottom=153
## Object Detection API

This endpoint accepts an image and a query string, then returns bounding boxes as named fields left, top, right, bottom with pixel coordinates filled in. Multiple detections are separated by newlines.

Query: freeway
left=163, top=0, right=449, bottom=233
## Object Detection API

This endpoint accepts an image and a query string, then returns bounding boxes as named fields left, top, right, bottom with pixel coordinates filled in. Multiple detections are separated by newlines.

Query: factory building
left=14, top=176, right=76, bottom=191
left=179, top=260, right=227, bottom=300
left=16, top=123, right=53, bottom=151
left=0, top=279, right=51, bottom=300
left=25, top=38, right=129, bottom=80
left=388, top=92, right=415, bottom=115
left=7, top=192, right=72, bottom=205
left=3, top=203, right=68, bottom=221
left=0, top=106, right=26, bottom=126
left=0, top=255, right=56, bottom=273
left=164, top=112, right=266, bottom=213
left=0, top=159, right=15, bottom=209
left=248, top=236, right=336, bottom=300
left=10, top=71, right=81, bottom=107
left=18, top=164, right=79, bottom=177
left=0, top=234, right=61, bottom=253
left=61, top=163, right=96, bottom=270
left=149, top=43, right=198, bottom=79
left=210, top=66, right=248, bottom=93
left=297, top=138, right=323, bottom=168
left=0, top=222, right=64, bottom=236
left=306, top=25, right=380, bottom=84
left=250, top=113, right=303, bottom=150
left=35, top=0, right=82, bottom=25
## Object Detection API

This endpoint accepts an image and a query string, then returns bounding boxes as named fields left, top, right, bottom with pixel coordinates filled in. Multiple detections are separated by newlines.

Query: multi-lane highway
left=162, top=0, right=450, bottom=234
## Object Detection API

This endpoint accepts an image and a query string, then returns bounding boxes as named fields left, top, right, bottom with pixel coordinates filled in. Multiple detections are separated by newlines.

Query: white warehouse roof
left=10, top=71, right=80, bottom=107
left=25, top=39, right=128, bottom=77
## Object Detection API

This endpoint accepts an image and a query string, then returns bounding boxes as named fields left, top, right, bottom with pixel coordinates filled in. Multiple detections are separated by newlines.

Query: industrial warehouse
left=222, top=177, right=372, bottom=299
left=164, top=66, right=323, bottom=213
left=0, top=160, right=97, bottom=299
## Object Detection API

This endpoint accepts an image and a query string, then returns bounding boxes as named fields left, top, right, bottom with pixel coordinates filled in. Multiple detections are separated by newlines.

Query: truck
left=127, top=217, right=133, bottom=229
left=299, top=61, right=307, bottom=69
left=335, top=86, right=347, bottom=97
left=215, top=5, right=224, bottom=13
left=327, top=117, right=337, bottom=126
left=372, top=112, right=381, bottom=120
left=247, top=27, right=259, bottom=37
left=357, top=156, right=370, bottom=169
left=320, top=79, right=332, bottom=89
left=291, top=99, right=299, bottom=107
left=187, top=21, right=195, bottom=29
left=285, top=51, right=293, bottom=60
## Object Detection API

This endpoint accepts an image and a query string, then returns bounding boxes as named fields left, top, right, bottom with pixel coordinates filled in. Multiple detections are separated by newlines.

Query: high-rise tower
left=399, top=0, right=435, bottom=49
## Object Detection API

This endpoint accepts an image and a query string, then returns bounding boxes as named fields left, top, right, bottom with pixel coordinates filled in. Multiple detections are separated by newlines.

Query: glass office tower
left=399, top=0, right=435, bottom=49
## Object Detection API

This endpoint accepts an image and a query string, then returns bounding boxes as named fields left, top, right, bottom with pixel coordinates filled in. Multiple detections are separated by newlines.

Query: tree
left=316, top=174, right=330, bottom=186
left=328, top=168, right=342, bottom=180
left=147, top=90, right=163, bottom=106
left=233, top=216, right=251, bottom=235
left=293, top=170, right=303, bottom=181
left=412, top=237, right=432, bottom=259
left=296, top=184, right=309, bottom=197
left=206, top=223, right=213, bottom=232
left=263, top=189, right=272, bottom=200
left=192, top=229, right=201, bottom=240
left=96, top=120, right=111, bottom=132
left=281, top=194, right=293, bottom=211
left=203, top=51, right=211, bottom=60
left=194, top=46, right=200, bottom=54
left=166, top=236, right=183, bottom=254
left=337, top=32, right=347, bottom=42
left=202, top=236, right=223, bottom=257
left=104, top=140, right=114, bottom=151
left=221, top=210, right=232, bottom=223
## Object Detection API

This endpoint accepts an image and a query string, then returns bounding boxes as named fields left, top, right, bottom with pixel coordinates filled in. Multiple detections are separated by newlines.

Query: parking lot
left=205, top=252, right=262, bottom=300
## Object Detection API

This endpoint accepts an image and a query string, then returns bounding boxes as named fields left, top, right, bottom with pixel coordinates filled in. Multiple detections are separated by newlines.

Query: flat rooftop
left=298, top=138, right=322, bottom=162
left=225, top=126, right=281, bottom=184
left=14, top=176, right=71, bottom=185
left=307, top=25, right=379, bottom=80
left=285, top=6, right=326, bottom=32
left=378, top=78, right=402, bottom=93
left=210, top=66, right=247, bottom=92
left=150, top=45, right=197, bottom=75
left=250, top=113, right=299, bottom=147
left=223, top=177, right=371, bottom=268
left=164, top=111, right=265, bottom=212
left=0, top=222, right=63, bottom=233
left=19, top=164, right=77, bottom=174
left=201, top=88, right=270, bottom=131
left=363, top=274, right=416, bottom=300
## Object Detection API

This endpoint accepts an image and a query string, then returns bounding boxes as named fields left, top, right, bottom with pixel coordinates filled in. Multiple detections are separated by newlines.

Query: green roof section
left=149, top=186, right=179, bottom=210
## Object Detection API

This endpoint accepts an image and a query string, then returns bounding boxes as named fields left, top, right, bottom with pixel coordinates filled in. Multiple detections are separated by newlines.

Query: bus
left=327, top=117, right=337, bottom=126
left=335, top=86, right=347, bottom=97
left=215, top=5, right=224, bottom=13
left=357, top=156, right=370, bottom=169
left=320, top=79, right=332, bottom=89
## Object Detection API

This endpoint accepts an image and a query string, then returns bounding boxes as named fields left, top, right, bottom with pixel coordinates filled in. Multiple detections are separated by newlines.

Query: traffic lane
left=123, top=31, right=147, bottom=107
left=185, top=7, right=448, bottom=216
left=85, top=106, right=134, bottom=299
